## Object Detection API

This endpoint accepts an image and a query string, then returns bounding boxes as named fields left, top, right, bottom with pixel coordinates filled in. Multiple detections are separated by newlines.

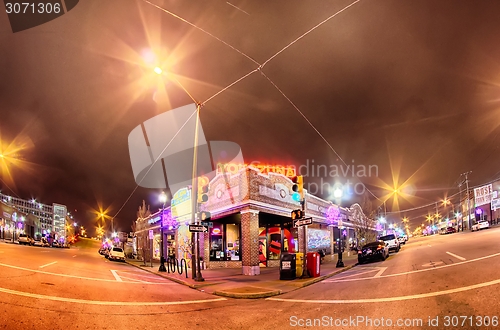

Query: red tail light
left=377, top=245, right=383, bottom=250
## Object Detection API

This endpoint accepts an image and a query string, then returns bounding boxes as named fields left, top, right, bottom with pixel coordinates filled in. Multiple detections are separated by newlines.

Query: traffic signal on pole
left=291, top=209, right=304, bottom=220
left=199, top=211, right=211, bottom=221
left=291, top=175, right=304, bottom=202
left=198, top=182, right=209, bottom=203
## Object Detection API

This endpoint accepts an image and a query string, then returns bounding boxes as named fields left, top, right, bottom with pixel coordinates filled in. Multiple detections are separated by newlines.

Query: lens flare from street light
left=333, top=188, right=343, bottom=199
left=154, top=67, right=163, bottom=75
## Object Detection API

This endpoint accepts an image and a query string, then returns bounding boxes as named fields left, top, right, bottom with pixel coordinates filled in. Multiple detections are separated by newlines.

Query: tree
left=359, top=192, right=376, bottom=219
left=350, top=203, right=377, bottom=245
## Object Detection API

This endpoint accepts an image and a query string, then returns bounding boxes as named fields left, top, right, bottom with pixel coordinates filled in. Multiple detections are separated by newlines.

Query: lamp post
left=159, top=191, right=167, bottom=272
left=333, top=188, right=344, bottom=268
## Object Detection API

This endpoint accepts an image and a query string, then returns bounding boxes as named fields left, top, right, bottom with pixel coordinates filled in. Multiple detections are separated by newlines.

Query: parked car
left=358, top=241, right=389, bottom=264
left=40, top=237, right=50, bottom=247
left=18, top=234, right=33, bottom=246
left=104, top=246, right=112, bottom=258
left=445, top=227, right=456, bottom=234
left=472, top=220, right=490, bottom=232
left=379, top=234, right=400, bottom=252
left=108, top=247, right=125, bottom=261
left=398, top=234, right=408, bottom=245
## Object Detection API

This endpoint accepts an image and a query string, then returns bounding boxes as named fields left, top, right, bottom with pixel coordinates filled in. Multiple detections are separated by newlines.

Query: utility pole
left=190, top=102, right=204, bottom=282
left=460, top=171, right=472, bottom=231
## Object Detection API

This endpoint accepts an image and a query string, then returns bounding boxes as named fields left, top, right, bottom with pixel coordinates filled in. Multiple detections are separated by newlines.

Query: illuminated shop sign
left=216, top=163, right=296, bottom=177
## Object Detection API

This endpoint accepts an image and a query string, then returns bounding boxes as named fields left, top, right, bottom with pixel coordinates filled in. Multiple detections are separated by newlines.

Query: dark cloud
left=1, top=0, right=500, bottom=231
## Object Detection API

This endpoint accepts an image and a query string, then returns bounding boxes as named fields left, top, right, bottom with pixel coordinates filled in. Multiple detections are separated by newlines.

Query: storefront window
left=209, top=221, right=241, bottom=261
left=166, top=234, right=176, bottom=259
left=153, top=234, right=161, bottom=259
left=307, top=228, right=331, bottom=253
left=210, top=223, right=224, bottom=261
left=225, top=224, right=240, bottom=261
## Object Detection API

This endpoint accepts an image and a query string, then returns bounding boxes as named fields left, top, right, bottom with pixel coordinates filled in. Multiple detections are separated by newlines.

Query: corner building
left=135, top=165, right=371, bottom=275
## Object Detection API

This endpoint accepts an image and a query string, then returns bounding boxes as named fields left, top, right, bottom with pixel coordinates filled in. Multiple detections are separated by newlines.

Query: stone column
left=240, top=209, right=260, bottom=275
left=203, top=231, right=209, bottom=269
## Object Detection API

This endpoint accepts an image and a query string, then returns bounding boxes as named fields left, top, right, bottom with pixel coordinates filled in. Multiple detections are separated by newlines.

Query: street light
left=158, top=191, right=167, bottom=272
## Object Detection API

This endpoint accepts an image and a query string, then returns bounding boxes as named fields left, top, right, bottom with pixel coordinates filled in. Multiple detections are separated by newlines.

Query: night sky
left=1, top=0, right=500, bottom=234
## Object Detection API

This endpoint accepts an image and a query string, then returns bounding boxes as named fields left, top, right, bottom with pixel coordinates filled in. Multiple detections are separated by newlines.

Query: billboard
left=474, top=184, right=493, bottom=207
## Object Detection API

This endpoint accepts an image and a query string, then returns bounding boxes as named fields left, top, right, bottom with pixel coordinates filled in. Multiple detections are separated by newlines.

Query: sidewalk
left=126, top=253, right=359, bottom=299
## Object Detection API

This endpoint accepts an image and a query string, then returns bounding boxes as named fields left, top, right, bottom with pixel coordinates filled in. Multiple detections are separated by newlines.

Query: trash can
left=306, top=252, right=320, bottom=277
left=296, top=252, right=304, bottom=277
left=280, top=253, right=296, bottom=280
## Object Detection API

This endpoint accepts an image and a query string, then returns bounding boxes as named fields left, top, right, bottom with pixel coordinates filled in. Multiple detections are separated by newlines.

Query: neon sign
left=216, top=162, right=296, bottom=177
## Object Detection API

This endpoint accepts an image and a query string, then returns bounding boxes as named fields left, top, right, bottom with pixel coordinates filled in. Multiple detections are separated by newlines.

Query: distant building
left=0, top=193, right=68, bottom=240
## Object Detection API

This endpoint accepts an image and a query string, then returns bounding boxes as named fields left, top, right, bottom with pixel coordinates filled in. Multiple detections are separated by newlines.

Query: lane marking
left=110, top=270, right=122, bottom=282
left=268, top=277, right=500, bottom=304
left=39, top=261, right=57, bottom=269
left=324, top=269, right=378, bottom=282
left=374, top=267, right=387, bottom=277
left=327, top=252, right=500, bottom=283
left=118, top=276, right=153, bottom=284
left=0, top=262, right=174, bottom=285
left=427, top=244, right=432, bottom=247
left=120, top=271, right=167, bottom=280
left=72, top=255, right=77, bottom=258
left=0, top=286, right=226, bottom=305
left=446, top=251, right=466, bottom=261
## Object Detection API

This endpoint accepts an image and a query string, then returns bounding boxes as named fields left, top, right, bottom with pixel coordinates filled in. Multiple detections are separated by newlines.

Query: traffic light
left=291, top=209, right=304, bottom=220
left=291, top=175, right=304, bottom=202
left=199, top=211, right=211, bottom=221
left=198, top=182, right=209, bottom=203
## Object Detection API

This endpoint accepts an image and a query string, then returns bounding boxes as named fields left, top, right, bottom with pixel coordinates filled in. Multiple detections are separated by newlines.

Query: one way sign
left=189, top=225, right=207, bottom=233
left=293, top=217, right=313, bottom=228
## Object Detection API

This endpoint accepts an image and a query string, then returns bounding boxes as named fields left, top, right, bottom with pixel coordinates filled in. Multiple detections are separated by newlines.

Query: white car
left=379, top=234, right=400, bottom=252
left=18, top=234, right=34, bottom=245
left=472, top=220, right=489, bottom=232
left=108, top=247, right=125, bottom=261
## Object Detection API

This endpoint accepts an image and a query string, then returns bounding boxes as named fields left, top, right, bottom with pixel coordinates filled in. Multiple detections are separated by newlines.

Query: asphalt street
left=0, top=229, right=499, bottom=330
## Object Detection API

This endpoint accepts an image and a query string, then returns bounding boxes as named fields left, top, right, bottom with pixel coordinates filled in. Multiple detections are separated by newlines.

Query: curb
left=213, top=289, right=282, bottom=299
left=124, top=259, right=357, bottom=299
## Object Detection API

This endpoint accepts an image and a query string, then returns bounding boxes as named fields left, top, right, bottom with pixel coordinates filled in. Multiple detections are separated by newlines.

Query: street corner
left=213, top=286, right=282, bottom=299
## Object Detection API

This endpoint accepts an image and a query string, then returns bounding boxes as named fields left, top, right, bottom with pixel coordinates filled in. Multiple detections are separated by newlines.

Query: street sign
left=148, top=230, right=154, bottom=239
left=293, top=217, right=313, bottom=228
left=189, top=225, right=208, bottom=233
left=201, top=221, right=213, bottom=228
